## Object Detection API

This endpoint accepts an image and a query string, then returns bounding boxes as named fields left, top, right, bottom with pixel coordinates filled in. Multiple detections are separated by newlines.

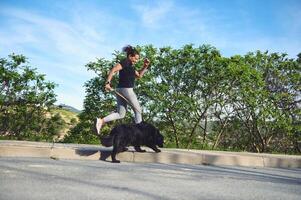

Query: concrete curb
left=0, top=140, right=300, bottom=168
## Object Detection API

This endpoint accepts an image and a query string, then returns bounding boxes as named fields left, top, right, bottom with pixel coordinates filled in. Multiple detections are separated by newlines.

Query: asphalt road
left=1, top=157, right=300, bottom=200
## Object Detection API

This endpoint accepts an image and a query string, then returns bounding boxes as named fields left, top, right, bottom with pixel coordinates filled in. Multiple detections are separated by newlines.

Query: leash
left=111, top=89, right=142, bottom=114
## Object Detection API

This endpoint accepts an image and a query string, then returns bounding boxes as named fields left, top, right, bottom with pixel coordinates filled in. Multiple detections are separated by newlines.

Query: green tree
left=213, top=51, right=301, bottom=153
left=0, top=54, right=58, bottom=141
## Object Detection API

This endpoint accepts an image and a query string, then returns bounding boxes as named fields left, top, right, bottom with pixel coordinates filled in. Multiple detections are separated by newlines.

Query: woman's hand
left=136, top=58, right=150, bottom=79
left=143, top=58, right=150, bottom=68
left=105, top=83, right=113, bottom=92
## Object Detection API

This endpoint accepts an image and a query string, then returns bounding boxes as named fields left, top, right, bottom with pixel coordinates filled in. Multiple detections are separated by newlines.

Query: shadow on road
left=75, top=147, right=113, bottom=161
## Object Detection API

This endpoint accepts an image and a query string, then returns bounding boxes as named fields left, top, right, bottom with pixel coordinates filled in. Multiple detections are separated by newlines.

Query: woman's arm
left=105, top=63, right=122, bottom=91
left=135, top=58, right=150, bottom=79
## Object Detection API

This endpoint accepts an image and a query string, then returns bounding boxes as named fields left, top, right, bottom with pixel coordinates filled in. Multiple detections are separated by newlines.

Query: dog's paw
left=155, top=149, right=161, bottom=153
left=112, top=160, right=121, bottom=163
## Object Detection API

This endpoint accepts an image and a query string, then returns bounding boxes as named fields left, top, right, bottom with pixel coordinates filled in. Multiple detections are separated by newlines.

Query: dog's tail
left=100, top=135, right=113, bottom=147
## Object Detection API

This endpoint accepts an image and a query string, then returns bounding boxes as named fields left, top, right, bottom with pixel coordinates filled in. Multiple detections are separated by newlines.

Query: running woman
left=94, top=45, right=150, bottom=134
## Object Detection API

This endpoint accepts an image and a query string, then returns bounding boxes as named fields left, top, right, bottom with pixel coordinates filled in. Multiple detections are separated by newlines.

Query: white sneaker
left=94, top=118, right=103, bottom=135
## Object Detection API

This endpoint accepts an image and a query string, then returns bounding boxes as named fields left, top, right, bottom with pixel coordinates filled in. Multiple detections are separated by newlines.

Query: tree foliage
left=0, top=54, right=65, bottom=141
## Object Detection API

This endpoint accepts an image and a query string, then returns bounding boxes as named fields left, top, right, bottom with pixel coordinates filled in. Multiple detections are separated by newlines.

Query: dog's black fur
left=101, top=121, right=164, bottom=163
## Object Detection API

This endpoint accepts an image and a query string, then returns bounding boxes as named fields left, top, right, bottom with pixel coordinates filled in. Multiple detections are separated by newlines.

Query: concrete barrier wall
left=0, top=140, right=300, bottom=168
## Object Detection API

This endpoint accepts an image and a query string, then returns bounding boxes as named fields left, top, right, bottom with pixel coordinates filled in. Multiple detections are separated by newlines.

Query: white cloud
left=0, top=6, right=114, bottom=110
left=132, top=0, right=173, bottom=28
left=2, top=9, right=100, bottom=60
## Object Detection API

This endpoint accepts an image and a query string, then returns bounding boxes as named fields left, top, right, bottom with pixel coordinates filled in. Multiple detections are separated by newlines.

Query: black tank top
left=117, top=59, right=135, bottom=88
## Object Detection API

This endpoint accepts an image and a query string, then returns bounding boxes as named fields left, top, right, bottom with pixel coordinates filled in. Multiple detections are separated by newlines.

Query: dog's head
left=156, top=130, right=164, bottom=148
left=136, top=121, right=164, bottom=147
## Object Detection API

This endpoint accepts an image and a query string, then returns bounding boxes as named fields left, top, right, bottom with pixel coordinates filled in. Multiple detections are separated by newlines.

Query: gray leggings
left=103, top=88, right=142, bottom=124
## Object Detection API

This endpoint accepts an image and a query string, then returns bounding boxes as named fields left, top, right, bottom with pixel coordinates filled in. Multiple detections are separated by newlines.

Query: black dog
left=101, top=122, right=164, bottom=163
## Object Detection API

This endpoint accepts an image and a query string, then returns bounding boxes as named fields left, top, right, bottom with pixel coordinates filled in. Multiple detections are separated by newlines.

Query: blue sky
left=1, top=0, right=300, bottom=110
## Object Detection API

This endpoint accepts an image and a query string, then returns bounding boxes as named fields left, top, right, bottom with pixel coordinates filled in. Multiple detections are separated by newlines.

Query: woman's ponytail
left=122, top=45, right=139, bottom=57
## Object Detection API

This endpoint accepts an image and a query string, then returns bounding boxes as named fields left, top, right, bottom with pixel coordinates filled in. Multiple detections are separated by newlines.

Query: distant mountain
left=56, top=104, right=81, bottom=114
